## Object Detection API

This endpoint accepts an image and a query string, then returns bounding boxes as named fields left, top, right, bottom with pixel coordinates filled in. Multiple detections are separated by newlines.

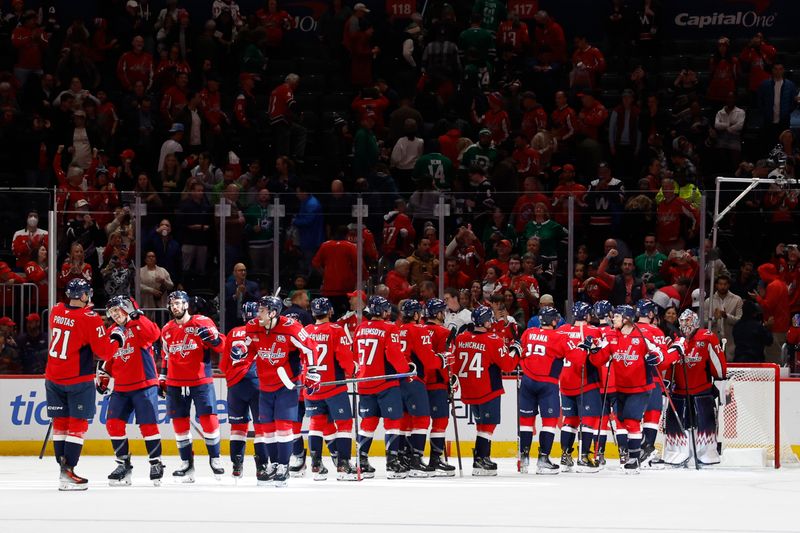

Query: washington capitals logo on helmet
left=310, top=297, right=333, bottom=318
left=65, top=278, right=93, bottom=300
left=425, top=298, right=446, bottom=318
left=471, top=306, right=494, bottom=328
left=242, top=301, right=259, bottom=321
left=368, top=296, right=391, bottom=316
left=572, top=301, right=591, bottom=321
left=401, top=299, right=423, bottom=319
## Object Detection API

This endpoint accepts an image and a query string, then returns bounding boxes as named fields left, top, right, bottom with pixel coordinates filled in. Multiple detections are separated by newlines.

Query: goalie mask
left=678, top=309, right=700, bottom=337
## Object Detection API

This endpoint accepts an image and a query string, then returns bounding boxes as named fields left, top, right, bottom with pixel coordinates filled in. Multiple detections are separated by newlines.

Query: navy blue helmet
left=401, top=299, right=423, bottom=319
left=106, top=295, right=135, bottom=317
left=538, top=306, right=561, bottom=327
left=242, top=301, right=259, bottom=321
left=635, top=298, right=657, bottom=319
left=572, top=301, right=592, bottom=321
left=471, top=306, right=494, bottom=328
left=310, top=297, right=333, bottom=318
left=425, top=298, right=447, bottom=319
left=65, top=278, right=93, bottom=300
left=614, top=304, right=636, bottom=322
left=368, top=296, right=391, bottom=316
left=593, top=300, right=612, bottom=320
left=258, top=295, right=283, bottom=314
left=167, top=290, right=190, bottom=307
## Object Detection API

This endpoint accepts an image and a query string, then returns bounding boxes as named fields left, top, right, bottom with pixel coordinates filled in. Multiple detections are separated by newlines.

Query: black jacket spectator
left=732, top=300, right=773, bottom=362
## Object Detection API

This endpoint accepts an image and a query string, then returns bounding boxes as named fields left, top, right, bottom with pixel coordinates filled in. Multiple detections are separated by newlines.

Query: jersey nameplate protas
left=257, top=342, right=287, bottom=365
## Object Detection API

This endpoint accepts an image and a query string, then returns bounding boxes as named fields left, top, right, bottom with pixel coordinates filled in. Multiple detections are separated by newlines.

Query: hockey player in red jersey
left=221, top=301, right=269, bottom=481
left=634, top=299, right=672, bottom=467
left=421, top=298, right=457, bottom=476
left=96, top=296, right=164, bottom=486
left=558, top=302, right=602, bottom=473
left=663, top=309, right=727, bottom=466
left=245, top=296, right=318, bottom=486
left=353, top=296, right=411, bottom=479
left=397, top=300, right=448, bottom=477
left=591, top=305, right=676, bottom=473
left=518, top=306, right=581, bottom=474
left=305, top=297, right=359, bottom=481
left=453, top=306, right=519, bottom=476
left=46, top=278, right=117, bottom=490
left=160, top=290, right=227, bottom=482
left=591, top=299, right=619, bottom=466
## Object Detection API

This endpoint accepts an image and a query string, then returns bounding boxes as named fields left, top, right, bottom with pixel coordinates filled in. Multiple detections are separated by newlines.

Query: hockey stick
left=445, top=327, right=463, bottom=476
left=308, top=368, right=416, bottom=389
left=509, top=321, right=523, bottom=473
left=343, top=324, right=362, bottom=481
left=578, top=322, right=585, bottom=458
left=38, top=420, right=53, bottom=460
left=592, top=360, right=612, bottom=459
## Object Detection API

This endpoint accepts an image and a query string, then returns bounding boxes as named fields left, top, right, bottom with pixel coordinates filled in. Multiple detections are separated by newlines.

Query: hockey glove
left=509, top=340, right=523, bottom=358
left=436, top=351, right=454, bottom=370
left=645, top=352, right=663, bottom=366
left=577, top=335, right=599, bottom=353
left=668, top=337, right=686, bottom=357
left=109, top=326, right=126, bottom=347
left=158, top=375, right=167, bottom=399
left=198, top=326, right=221, bottom=346
left=128, top=298, right=142, bottom=320
left=95, top=367, right=111, bottom=395
left=448, top=374, right=460, bottom=396
left=230, top=342, right=248, bottom=364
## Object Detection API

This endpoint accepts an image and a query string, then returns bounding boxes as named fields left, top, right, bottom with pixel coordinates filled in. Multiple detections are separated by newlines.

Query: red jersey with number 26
left=161, top=315, right=225, bottom=387
left=354, top=319, right=409, bottom=395
left=104, top=315, right=161, bottom=392
left=47, top=303, right=114, bottom=385
left=305, top=321, right=355, bottom=400
left=453, top=330, right=517, bottom=404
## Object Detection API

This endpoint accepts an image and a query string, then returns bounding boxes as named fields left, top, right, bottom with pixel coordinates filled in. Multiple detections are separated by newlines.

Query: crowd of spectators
left=0, top=0, right=799, bottom=373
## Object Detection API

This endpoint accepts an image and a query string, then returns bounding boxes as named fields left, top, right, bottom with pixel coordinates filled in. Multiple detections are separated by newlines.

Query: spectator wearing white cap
left=343, top=3, right=370, bottom=52
left=157, top=122, right=184, bottom=172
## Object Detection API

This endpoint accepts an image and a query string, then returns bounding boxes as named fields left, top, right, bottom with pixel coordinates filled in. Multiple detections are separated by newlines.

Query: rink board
left=2, top=376, right=799, bottom=458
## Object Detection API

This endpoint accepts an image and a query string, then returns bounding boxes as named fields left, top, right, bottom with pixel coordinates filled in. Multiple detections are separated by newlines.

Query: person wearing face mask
left=12, top=210, right=49, bottom=269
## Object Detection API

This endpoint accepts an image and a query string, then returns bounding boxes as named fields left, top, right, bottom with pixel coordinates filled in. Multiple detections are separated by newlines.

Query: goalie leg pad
left=693, top=394, right=721, bottom=465
left=663, top=395, right=690, bottom=465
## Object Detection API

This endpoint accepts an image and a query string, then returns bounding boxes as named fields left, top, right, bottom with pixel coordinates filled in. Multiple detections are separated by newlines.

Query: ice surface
left=0, top=456, right=798, bottom=533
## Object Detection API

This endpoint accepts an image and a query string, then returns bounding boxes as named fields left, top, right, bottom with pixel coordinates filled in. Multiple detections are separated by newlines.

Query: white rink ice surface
left=0, top=456, right=798, bottom=533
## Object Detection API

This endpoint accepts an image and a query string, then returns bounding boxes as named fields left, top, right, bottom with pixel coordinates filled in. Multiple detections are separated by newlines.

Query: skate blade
left=471, top=468, right=497, bottom=477
left=289, top=470, right=305, bottom=478
left=560, top=465, right=574, bottom=473
left=59, top=483, right=88, bottom=491
left=576, top=466, right=600, bottom=474
left=152, top=479, right=162, bottom=487
left=386, top=472, right=408, bottom=479
left=313, top=472, right=328, bottom=481
left=408, top=470, right=430, bottom=478
left=256, top=479, right=273, bottom=487
left=173, top=475, right=195, bottom=484
left=336, top=474, right=360, bottom=481
left=360, top=472, right=375, bottom=479
left=273, top=480, right=288, bottom=487
left=432, top=469, right=456, bottom=477
left=108, top=477, right=132, bottom=487
left=536, top=468, right=560, bottom=475
left=624, top=469, right=641, bottom=475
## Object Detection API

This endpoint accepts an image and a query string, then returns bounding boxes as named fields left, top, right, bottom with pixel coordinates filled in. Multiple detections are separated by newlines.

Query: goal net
left=718, top=363, right=798, bottom=468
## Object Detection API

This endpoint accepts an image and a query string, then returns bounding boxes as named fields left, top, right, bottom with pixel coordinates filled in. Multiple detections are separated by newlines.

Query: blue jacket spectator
left=757, top=63, right=797, bottom=127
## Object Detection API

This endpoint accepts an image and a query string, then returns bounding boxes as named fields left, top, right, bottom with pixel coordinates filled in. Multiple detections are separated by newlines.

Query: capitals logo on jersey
left=257, top=342, right=287, bottom=366
left=613, top=351, right=639, bottom=367
left=167, top=339, right=199, bottom=357
left=113, top=344, right=135, bottom=363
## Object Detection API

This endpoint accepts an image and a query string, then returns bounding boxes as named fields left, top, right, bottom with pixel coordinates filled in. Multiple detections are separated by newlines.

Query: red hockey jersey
left=46, top=303, right=114, bottom=385
left=453, top=330, right=517, bottom=404
left=104, top=315, right=161, bottom=392
left=246, top=316, right=317, bottom=393
left=592, top=327, right=666, bottom=394
left=305, top=321, right=355, bottom=400
left=161, top=315, right=225, bottom=387
left=557, top=322, right=602, bottom=395
left=353, top=319, right=410, bottom=395
left=398, top=322, right=443, bottom=385
left=220, top=325, right=256, bottom=387
left=423, top=323, right=452, bottom=391
left=671, top=329, right=726, bottom=396
left=519, top=327, right=580, bottom=385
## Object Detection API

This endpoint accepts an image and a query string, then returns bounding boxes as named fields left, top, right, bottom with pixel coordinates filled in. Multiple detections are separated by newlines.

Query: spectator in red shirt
left=382, top=199, right=416, bottom=260
left=707, top=37, right=738, bottom=104
left=512, top=132, right=541, bottom=179
left=57, top=242, right=93, bottom=300
left=570, top=35, right=605, bottom=91
left=485, top=239, right=513, bottom=275
left=117, top=35, right=154, bottom=91
left=482, top=92, right=510, bottom=145
left=443, top=256, right=472, bottom=291
left=655, top=178, right=698, bottom=252
left=386, top=258, right=416, bottom=304
left=752, top=262, right=790, bottom=364
left=533, top=10, right=566, bottom=66
left=511, top=176, right=548, bottom=233
left=312, top=226, right=358, bottom=311
left=12, top=211, right=48, bottom=269
left=551, top=90, right=576, bottom=147
left=11, top=11, right=47, bottom=86
left=23, top=245, right=49, bottom=309
left=257, top=0, right=295, bottom=50
left=269, top=73, right=306, bottom=160
left=576, top=91, right=608, bottom=141
left=551, top=164, right=587, bottom=227
left=739, top=33, right=776, bottom=93
left=520, top=91, right=548, bottom=140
